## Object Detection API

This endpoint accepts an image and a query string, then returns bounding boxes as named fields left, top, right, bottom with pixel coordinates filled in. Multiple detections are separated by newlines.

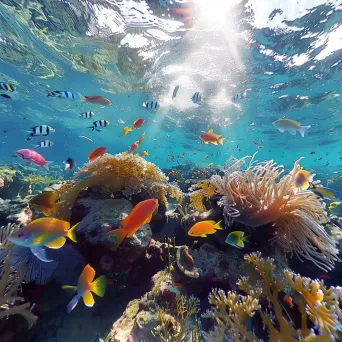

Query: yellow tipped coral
left=56, top=153, right=184, bottom=220
left=0, top=165, right=16, bottom=182
left=189, top=180, right=217, bottom=211
left=208, top=252, right=342, bottom=342
left=210, top=154, right=338, bottom=271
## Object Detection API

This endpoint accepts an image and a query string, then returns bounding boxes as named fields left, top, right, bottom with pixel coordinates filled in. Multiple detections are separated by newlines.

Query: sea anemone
left=210, top=154, right=339, bottom=271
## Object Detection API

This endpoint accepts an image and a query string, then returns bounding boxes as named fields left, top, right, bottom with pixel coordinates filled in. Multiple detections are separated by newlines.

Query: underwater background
left=1, top=0, right=342, bottom=341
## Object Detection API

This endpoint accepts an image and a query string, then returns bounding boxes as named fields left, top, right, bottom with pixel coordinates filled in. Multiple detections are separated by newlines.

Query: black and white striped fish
left=88, top=120, right=110, bottom=132
left=80, top=111, right=95, bottom=119
left=232, top=92, right=246, bottom=101
left=142, top=100, right=160, bottom=110
left=27, top=125, right=55, bottom=137
left=33, top=140, right=53, bottom=148
left=191, top=92, right=202, bottom=104
left=0, top=83, right=15, bottom=92
left=47, top=91, right=75, bottom=99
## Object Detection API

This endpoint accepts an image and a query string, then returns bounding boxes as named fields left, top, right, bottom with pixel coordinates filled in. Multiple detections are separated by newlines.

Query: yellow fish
left=225, top=231, right=249, bottom=248
left=293, top=170, right=312, bottom=191
left=141, top=151, right=149, bottom=157
left=188, top=220, right=223, bottom=237
left=62, top=264, right=107, bottom=313
left=29, top=192, right=65, bottom=216
left=122, top=126, right=132, bottom=135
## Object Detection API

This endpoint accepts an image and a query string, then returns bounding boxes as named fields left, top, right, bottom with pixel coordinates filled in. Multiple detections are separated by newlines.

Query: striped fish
left=33, top=140, right=53, bottom=148
left=47, top=91, right=75, bottom=99
left=191, top=92, right=202, bottom=104
left=28, top=125, right=55, bottom=137
left=0, top=83, right=15, bottom=92
left=88, top=120, right=110, bottom=132
left=142, top=100, right=160, bottom=110
left=80, top=111, right=95, bottom=119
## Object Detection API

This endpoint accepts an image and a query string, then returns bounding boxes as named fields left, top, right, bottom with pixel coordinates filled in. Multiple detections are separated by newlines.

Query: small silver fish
left=172, top=85, right=179, bottom=99
left=79, top=135, right=94, bottom=143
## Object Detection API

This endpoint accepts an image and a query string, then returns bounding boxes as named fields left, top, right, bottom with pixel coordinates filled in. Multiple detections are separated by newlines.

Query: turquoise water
left=1, top=0, right=342, bottom=177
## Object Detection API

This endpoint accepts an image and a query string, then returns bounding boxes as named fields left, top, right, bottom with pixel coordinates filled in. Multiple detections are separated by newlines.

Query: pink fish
left=16, top=149, right=52, bottom=170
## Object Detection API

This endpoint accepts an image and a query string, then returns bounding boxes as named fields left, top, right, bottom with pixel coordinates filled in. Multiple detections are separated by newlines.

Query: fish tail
left=242, top=235, right=250, bottom=243
left=91, top=275, right=107, bottom=297
left=67, top=222, right=80, bottom=243
left=214, top=220, right=224, bottom=230
left=106, top=228, right=128, bottom=249
left=31, top=144, right=39, bottom=148
left=78, top=92, right=85, bottom=101
left=298, top=125, right=311, bottom=138
left=218, top=138, right=225, bottom=145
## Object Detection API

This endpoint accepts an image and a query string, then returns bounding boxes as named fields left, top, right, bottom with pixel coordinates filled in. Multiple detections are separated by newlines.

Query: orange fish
left=62, top=264, right=107, bottom=313
left=138, top=132, right=145, bottom=144
left=200, top=129, right=225, bottom=145
left=133, top=118, right=145, bottom=129
left=82, top=95, right=112, bottom=106
left=129, top=141, right=139, bottom=153
left=188, top=220, right=223, bottom=237
left=88, top=147, right=107, bottom=163
left=29, top=192, right=65, bottom=217
left=122, top=127, right=132, bottom=135
left=283, top=295, right=294, bottom=308
left=107, top=199, right=158, bottom=248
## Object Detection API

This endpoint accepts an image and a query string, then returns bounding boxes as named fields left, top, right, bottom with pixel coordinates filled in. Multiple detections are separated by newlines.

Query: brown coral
left=189, top=180, right=217, bottom=211
left=208, top=252, right=342, bottom=342
left=210, top=154, right=338, bottom=271
left=56, top=152, right=184, bottom=220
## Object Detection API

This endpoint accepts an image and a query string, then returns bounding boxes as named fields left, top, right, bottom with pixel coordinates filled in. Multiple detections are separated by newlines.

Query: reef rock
left=106, top=270, right=191, bottom=342
left=73, top=198, right=152, bottom=273
left=0, top=198, right=32, bottom=226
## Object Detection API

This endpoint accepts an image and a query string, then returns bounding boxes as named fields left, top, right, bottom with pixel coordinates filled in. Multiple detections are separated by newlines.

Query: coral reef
left=189, top=180, right=217, bottom=212
left=56, top=153, right=184, bottom=220
left=205, top=154, right=339, bottom=271
left=0, top=255, right=37, bottom=326
left=0, top=199, right=32, bottom=226
left=176, top=246, right=199, bottom=279
left=0, top=165, right=16, bottom=183
left=208, top=252, right=342, bottom=341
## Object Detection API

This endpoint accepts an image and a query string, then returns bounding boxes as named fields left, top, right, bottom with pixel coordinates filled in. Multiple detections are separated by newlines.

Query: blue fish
left=225, top=231, right=249, bottom=248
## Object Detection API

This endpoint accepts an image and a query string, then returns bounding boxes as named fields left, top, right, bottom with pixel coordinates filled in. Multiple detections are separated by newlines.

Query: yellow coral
left=208, top=252, right=342, bottom=342
left=189, top=180, right=217, bottom=211
left=0, top=165, right=16, bottom=182
left=56, top=153, right=184, bottom=220
left=210, top=155, right=338, bottom=271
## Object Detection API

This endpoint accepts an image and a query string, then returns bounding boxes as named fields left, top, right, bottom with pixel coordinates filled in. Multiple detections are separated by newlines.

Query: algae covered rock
left=74, top=198, right=152, bottom=272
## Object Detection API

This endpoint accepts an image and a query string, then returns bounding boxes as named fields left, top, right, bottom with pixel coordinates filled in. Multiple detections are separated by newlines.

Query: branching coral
left=154, top=295, right=200, bottom=342
left=0, top=255, right=37, bottom=327
left=209, top=154, right=338, bottom=271
left=0, top=165, right=16, bottom=182
left=208, top=252, right=342, bottom=342
left=189, top=180, right=217, bottom=211
left=56, top=152, right=184, bottom=220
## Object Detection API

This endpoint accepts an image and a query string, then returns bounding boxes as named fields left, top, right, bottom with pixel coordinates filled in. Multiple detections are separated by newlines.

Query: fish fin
left=207, top=129, right=214, bottom=134
left=242, top=235, right=250, bottom=243
left=67, top=222, right=80, bottom=243
left=80, top=264, right=96, bottom=284
left=235, top=239, right=245, bottom=248
left=218, top=138, right=225, bottom=145
left=88, top=126, right=95, bottom=131
left=200, top=234, right=208, bottom=237
left=67, top=294, right=81, bottom=313
left=91, top=275, right=107, bottom=297
left=62, top=285, right=77, bottom=291
left=214, top=220, right=223, bottom=230
left=30, top=246, right=54, bottom=262
left=45, top=237, right=66, bottom=249
left=31, top=144, right=39, bottom=148
left=51, top=200, right=66, bottom=216
left=277, top=128, right=285, bottom=133
left=41, top=207, right=52, bottom=216
left=204, top=141, right=209, bottom=144
left=298, top=125, right=311, bottom=138
left=211, top=141, right=218, bottom=145
left=144, top=213, right=153, bottom=225
left=78, top=92, right=85, bottom=101
left=82, top=291, right=95, bottom=307
left=107, top=228, right=128, bottom=249
left=201, top=220, right=216, bottom=225
left=287, top=129, right=297, bottom=135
